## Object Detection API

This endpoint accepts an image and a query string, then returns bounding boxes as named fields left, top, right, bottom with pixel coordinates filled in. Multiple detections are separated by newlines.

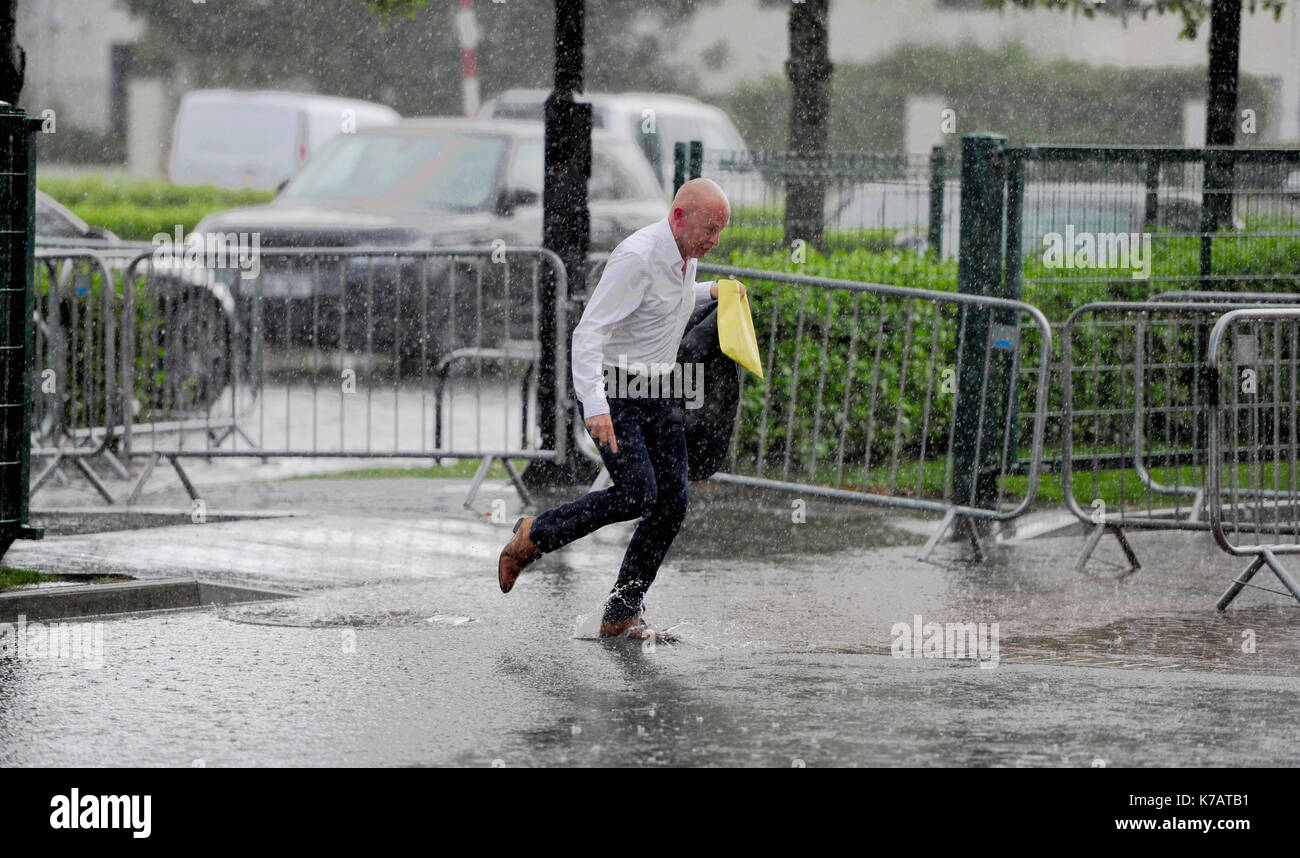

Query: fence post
left=0, top=102, right=45, bottom=561
left=951, top=133, right=1014, bottom=532
left=673, top=140, right=703, bottom=195
left=928, top=145, right=946, bottom=258
left=1143, top=155, right=1160, bottom=228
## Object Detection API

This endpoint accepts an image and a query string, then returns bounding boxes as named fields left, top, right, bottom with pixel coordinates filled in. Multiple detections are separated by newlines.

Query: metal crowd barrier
left=696, top=262, right=1053, bottom=558
left=27, top=249, right=125, bottom=502
left=1207, top=308, right=1300, bottom=609
left=1059, top=298, right=1300, bottom=577
left=113, top=246, right=566, bottom=505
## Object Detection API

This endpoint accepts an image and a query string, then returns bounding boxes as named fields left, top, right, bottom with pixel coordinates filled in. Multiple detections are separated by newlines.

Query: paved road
left=3, top=477, right=1298, bottom=766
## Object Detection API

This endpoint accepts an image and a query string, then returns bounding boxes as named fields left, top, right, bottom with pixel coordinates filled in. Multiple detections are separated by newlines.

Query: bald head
left=672, top=178, right=730, bottom=215
left=669, top=178, right=730, bottom=260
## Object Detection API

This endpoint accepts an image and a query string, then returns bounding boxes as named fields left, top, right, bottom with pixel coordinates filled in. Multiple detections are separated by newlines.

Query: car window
left=281, top=131, right=508, bottom=212
left=590, top=149, right=641, bottom=202
left=506, top=138, right=655, bottom=202
left=508, top=138, right=544, bottom=193
left=35, top=198, right=84, bottom=238
left=654, top=115, right=704, bottom=166
left=699, top=119, right=741, bottom=152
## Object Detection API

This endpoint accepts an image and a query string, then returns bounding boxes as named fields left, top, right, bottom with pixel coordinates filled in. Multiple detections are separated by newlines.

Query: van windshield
left=281, top=131, right=508, bottom=212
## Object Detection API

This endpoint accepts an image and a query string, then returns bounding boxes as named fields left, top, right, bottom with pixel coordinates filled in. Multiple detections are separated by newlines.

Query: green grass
left=727, top=453, right=1300, bottom=512
left=37, top=175, right=275, bottom=209
left=286, top=458, right=532, bottom=481
left=0, top=567, right=56, bottom=592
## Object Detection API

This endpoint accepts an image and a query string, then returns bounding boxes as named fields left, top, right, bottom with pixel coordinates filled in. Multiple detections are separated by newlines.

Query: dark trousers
left=529, top=395, right=690, bottom=625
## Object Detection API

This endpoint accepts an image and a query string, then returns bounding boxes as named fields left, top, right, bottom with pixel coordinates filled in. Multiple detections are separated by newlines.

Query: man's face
left=673, top=200, right=730, bottom=259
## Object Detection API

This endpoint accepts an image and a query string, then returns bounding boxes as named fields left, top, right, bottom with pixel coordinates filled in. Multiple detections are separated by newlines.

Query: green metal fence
left=700, top=146, right=962, bottom=289
left=1007, top=144, right=1300, bottom=322
left=957, top=138, right=1300, bottom=526
left=0, top=104, right=45, bottom=561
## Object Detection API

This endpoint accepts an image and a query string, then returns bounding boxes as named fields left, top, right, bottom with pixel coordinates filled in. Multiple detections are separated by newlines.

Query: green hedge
left=36, top=176, right=275, bottom=242
left=722, top=246, right=969, bottom=491
left=718, top=222, right=1300, bottom=499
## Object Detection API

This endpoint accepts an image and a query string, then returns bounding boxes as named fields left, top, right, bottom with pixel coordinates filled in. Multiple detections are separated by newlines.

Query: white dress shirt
left=572, top=217, right=716, bottom=418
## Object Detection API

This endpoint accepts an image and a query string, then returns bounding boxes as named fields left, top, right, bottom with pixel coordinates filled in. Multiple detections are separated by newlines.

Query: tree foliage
left=718, top=41, right=1273, bottom=151
left=121, top=0, right=715, bottom=117
left=981, top=0, right=1287, bottom=40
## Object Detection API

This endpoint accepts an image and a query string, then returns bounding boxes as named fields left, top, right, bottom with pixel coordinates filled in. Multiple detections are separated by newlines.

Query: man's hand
left=710, top=281, right=747, bottom=301
left=586, top=414, right=617, bottom=453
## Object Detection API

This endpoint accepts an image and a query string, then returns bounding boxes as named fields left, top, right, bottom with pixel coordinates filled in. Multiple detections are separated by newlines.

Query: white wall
left=16, top=0, right=144, bottom=131
left=679, top=0, right=1300, bottom=142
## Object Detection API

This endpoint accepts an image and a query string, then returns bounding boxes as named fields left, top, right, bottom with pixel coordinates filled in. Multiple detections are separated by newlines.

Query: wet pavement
left=3, top=469, right=1299, bottom=766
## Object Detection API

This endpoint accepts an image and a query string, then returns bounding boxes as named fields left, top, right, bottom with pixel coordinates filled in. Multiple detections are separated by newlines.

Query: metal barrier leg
left=464, top=456, right=536, bottom=509
left=960, top=517, right=985, bottom=563
left=1076, top=522, right=1140, bottom=577
left=1188, top=487, right=1205, bottom=523
left=463, top=455, right=495, bottom=509
left=127, top=452, right=161, bottom=505
left=502, top=458, right=534, bottom=509
left=919, top=510, right=984, bottom=563
left=209, top=422, right=257, bottom=449
left=101, top=448, right=131, bottom=480
left=1219, top=551, right=1300, bottom=611
left=28, top=453, right=63, bottom=495
left=71, top=457, right=115, bottom=504
left=1111, top=527, right=1141, bottom=572
left=1216, top=555, right=1266, bottom=611
left=918, top=508, right=956, bottom=562
left=1261, top=550, right=1300, bottom=606
left=1075, top=522, right=1108, bottom=572
left=167, top=455, right=200, bottom=502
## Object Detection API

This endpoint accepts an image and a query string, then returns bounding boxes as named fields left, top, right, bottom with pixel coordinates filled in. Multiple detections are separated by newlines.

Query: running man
left=496, top=178, right=741, bottom=639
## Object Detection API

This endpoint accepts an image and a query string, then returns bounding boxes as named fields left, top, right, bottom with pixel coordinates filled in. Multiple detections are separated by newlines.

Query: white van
left=478, top=89, right=749, bottom=191
left=168, top=89, right=401, bottom=190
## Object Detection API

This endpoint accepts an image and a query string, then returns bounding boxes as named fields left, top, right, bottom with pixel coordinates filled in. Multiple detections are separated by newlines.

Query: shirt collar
left=654, top=216, right=686, bottom=269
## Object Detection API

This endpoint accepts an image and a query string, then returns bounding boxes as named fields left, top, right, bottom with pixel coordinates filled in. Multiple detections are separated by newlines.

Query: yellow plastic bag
left=716, top=278, right=764, bottom=379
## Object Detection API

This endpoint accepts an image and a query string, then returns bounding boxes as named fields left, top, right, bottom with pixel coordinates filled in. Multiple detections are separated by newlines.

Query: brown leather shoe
left=599, top=617, right=680, bottom=642
left=498, top=516, right=540, bottom=593
left=599, top=615, right=647, bottom=637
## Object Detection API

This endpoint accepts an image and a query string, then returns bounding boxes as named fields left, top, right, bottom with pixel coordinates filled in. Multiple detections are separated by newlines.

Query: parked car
left=829, top=181, right=1203, bottom=260
left=168, top=89, right=401, bottom=191
left=33, top=191, right=240, bottom=417
left=35, top=190, right=121, bottom=244
left=479, top=89, right=750, bottom=192
left=191, top=117, right=669, bottom=371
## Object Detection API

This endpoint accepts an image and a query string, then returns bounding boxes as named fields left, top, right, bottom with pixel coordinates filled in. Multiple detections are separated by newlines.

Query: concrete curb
left=0, top=577, right=296, bottom=623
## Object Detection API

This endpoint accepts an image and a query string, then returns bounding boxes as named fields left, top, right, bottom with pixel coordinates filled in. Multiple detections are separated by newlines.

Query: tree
left=987, top=0, right=1287, bottom=270
left=785, top=0, right=833, bottom=251
left=985, top=1, right=1286, bottom=153
left=0, top=0, right=23, bottom=106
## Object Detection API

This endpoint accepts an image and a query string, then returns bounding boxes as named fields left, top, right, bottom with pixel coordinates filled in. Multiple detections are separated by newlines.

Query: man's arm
left=694, top=280, right=716, bottom=305
left=694, top=280, right=746, bottom=303
left=572, top=249, right=650, bottom=423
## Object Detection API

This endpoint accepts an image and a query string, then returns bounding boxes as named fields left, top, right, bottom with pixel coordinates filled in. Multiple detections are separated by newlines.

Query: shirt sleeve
left=693, top=280, right=716, bottom=305
left=571, top=249, right=651, bottom=418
